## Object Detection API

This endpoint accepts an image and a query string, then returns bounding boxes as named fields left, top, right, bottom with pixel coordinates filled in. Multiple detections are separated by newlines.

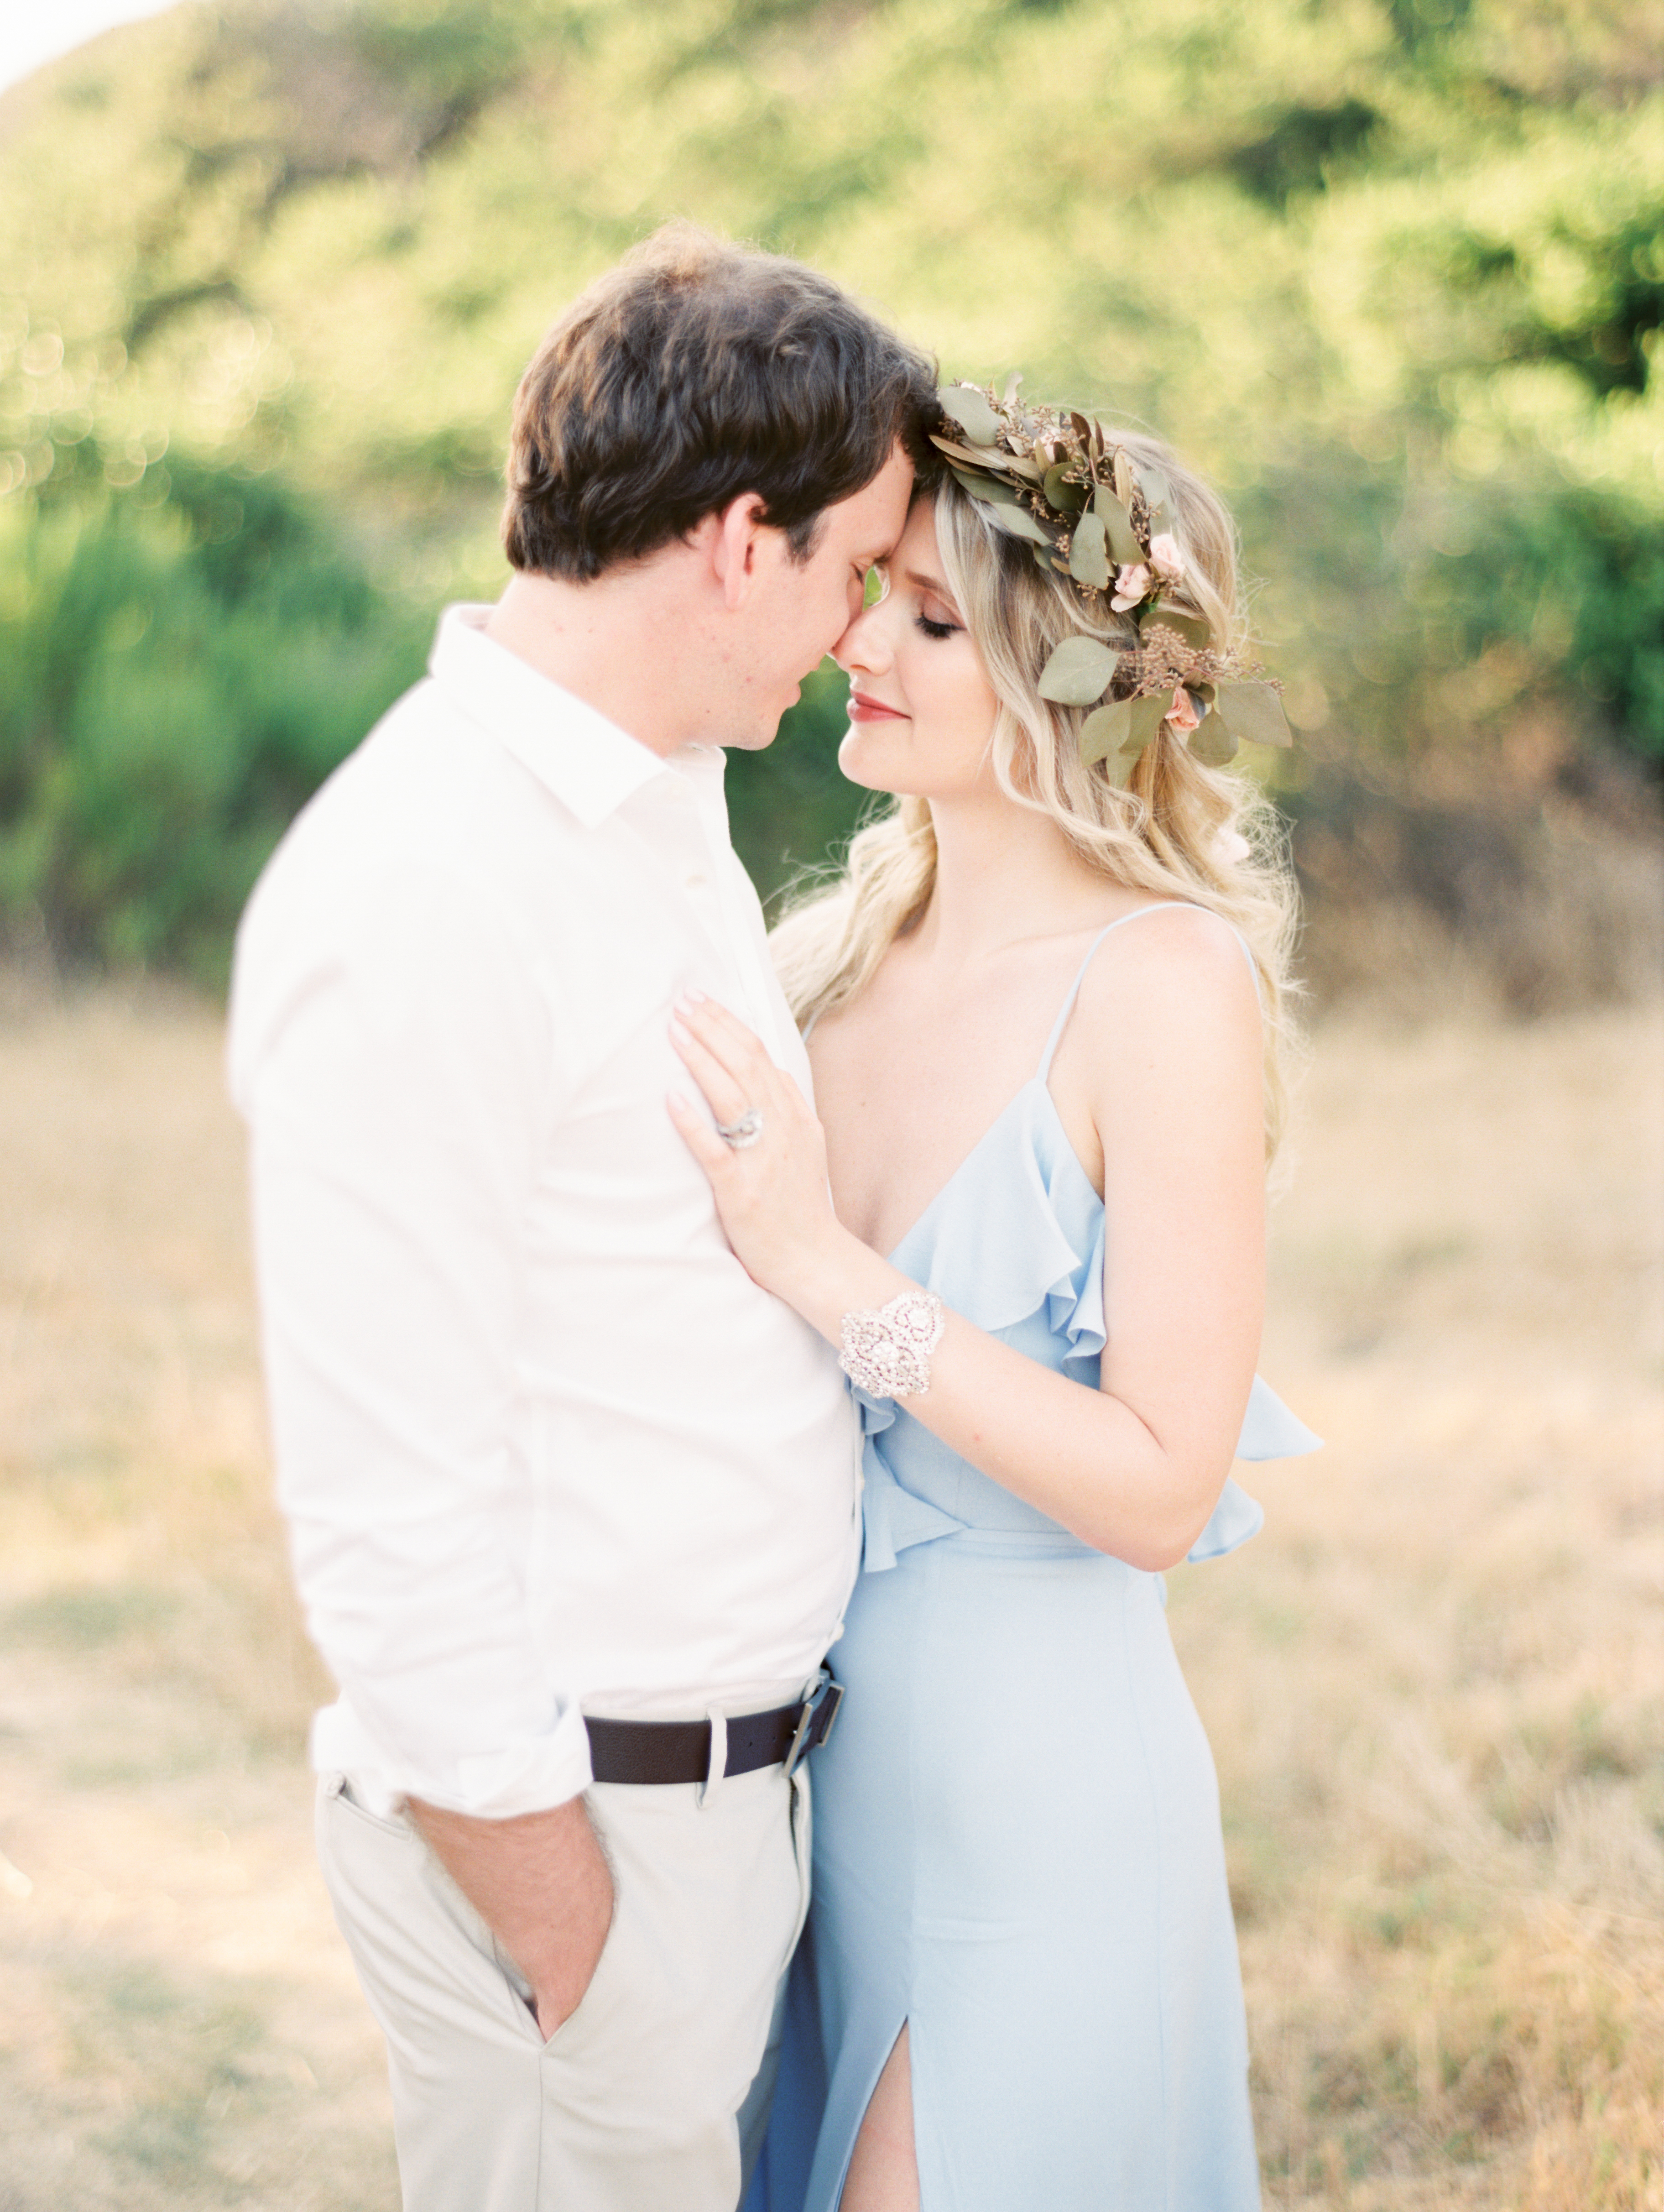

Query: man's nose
left=832, top=600, right=891, bottom=675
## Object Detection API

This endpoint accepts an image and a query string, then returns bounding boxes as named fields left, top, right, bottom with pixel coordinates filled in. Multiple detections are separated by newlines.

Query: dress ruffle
left=891, top=1086, right=1086, bottom=1339
left=860, top=1082, right=1320, bottom=1576
left=859, top=1443, right=968, bottom=1572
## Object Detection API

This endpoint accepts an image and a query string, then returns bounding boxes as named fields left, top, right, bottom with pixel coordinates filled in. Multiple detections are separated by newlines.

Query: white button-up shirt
left=228, top=605, right=862, bottom=1818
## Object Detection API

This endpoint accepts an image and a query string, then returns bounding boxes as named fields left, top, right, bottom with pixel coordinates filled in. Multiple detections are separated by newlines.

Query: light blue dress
left=746, top=909, right=1320, bottom=2212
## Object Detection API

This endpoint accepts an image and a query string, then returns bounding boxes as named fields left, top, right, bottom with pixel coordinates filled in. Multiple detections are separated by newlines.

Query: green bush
left=1238, top=453, right=1664, bottom=766
left=1427, top=485, right=1664, bottom=762
left=0, top=454, right=428, bottom=983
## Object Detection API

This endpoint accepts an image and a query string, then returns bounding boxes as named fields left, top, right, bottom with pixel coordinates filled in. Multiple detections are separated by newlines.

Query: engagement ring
left=715, top=1108, right=763, bottom=1149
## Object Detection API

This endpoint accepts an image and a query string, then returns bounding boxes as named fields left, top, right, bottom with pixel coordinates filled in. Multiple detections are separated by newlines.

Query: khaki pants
left=316, top=1756, right=810, bottom=2212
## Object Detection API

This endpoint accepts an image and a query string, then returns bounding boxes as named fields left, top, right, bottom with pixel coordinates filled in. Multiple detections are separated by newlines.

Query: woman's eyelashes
left=914, top=604, right=960, bottom=640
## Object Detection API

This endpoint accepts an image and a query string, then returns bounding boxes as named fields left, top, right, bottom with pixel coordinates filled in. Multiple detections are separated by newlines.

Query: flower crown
left=932, top=381, right=1291, bottom=784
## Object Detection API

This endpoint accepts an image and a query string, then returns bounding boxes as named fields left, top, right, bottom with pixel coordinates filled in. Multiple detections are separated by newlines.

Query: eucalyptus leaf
left=950, top=465, right=1020, bottom=507
left=1037, top=635, right=1120, bottom=705
left=1112, top=450, right=1136, bottom=505
left=934, top=433, right=1043, bottom=486
left=1069, top=412, right=1094, bottom=449
left=938, top=384, right=1000, bottom=446
left=1093, top=489, right=1144, bottom=565
left=1101, top=738, right=1144, bottom=789
left=1140, top=598, right=1212, bottom=651
left=1187, top=718, right=1239, bottom=768
left=984, top=501, right=1054, bottom=547
left=1002, top=370, right=1023, bottom=404
left=933, top=435, right=1011, bottom=475
left=1043, top=464, right=1087, bottom=513
left=1212, top=680, right=1293, bottom=748
left=1140, top=465, right=1172, bottom=516
left=1128, top=692, right=1171, bottom=749
left=1068, top=509, right=1111, bottom=588
left=1078, top=698, right=1131, bottom=767
left=929, top=434, right=981, bottom=471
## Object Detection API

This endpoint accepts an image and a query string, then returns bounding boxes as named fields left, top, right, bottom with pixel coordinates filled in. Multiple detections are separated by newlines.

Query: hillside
left=0, top=0, right=1659, bottom=978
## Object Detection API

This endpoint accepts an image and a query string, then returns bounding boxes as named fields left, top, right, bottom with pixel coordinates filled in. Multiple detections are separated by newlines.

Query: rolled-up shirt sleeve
left=235, top=859, right=592, bottom=1817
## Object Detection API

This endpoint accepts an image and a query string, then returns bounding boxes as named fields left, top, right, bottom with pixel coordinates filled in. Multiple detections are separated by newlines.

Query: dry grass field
left=0, top=977, right=1659, bottom=2211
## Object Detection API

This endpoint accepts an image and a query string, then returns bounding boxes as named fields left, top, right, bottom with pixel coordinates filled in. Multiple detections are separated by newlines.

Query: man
left=227, top=223, right=936, bottom=2210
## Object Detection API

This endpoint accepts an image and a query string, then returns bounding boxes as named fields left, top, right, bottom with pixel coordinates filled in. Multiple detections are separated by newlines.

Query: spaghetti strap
left=1035, top=922, right=1126, bottom=1081
left=1035, top=903, right=1255, bottom=1080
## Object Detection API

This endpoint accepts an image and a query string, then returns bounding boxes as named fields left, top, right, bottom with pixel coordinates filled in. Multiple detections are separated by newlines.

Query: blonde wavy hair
left=770, top=429, right=1303, bottom=1158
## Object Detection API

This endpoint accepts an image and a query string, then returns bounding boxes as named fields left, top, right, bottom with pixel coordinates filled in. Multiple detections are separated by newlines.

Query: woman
left=667, top=389, right=1320, bottom=2212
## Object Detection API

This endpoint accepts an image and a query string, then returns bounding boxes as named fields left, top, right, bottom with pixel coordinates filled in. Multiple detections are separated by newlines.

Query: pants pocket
left=323, top=1771, right=415, bottom=1838
left=483, top=1847, right=626, bottom=2056
left=785, top=1765, right=814, bottom=1967
left=488, top=1938, right=546, bottom=2043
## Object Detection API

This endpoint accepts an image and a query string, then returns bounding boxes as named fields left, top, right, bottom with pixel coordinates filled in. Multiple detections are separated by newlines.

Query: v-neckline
left=872, top=907, right=1190, bottom=1264
left=883, top=1077, right=1097, bottom=1263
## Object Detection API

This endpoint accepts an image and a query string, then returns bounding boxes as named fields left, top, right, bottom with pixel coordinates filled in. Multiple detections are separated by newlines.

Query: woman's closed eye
left=915, top=603, right=961, bottom=640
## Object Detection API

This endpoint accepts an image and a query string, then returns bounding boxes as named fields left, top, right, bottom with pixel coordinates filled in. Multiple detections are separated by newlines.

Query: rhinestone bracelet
left=838, top=1289, right=947, bottom=1400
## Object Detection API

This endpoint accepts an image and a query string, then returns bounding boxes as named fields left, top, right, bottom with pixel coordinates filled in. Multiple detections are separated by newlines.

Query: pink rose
left=1110, top=562, right=1152, bottom=611
left=1149, top=532, right=1186, bottom=586
left=1164, top=685, right=1201, bottom=736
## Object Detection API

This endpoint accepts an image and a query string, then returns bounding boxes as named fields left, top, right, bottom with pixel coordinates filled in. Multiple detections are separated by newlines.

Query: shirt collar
left=430, top=603, right=694, bottom=831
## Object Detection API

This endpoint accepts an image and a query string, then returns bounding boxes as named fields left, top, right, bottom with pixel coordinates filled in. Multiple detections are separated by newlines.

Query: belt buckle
left=783, top=1674, right=844, bottom=1778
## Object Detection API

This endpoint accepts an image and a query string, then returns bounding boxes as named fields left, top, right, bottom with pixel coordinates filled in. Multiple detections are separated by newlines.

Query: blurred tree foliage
left=0, top=0, right=1658, bottom=974
left=0, top=446, right=427, bottom=979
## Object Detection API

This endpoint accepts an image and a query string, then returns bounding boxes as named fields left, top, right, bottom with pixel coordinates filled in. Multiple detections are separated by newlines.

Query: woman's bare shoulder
left=1070, top=903, right=1261, bottom=1075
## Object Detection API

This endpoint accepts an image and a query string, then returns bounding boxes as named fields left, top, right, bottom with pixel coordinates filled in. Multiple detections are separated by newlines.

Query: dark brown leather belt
left=584, top=1676, right=843, bottom=1786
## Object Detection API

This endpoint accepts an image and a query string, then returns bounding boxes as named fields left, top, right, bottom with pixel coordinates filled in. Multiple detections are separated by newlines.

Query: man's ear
left=709, top=493, right=769, bottom=612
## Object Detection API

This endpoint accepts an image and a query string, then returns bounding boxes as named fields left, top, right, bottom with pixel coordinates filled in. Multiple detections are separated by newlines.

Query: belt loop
left=697, top=1710, right=727, bottom=1810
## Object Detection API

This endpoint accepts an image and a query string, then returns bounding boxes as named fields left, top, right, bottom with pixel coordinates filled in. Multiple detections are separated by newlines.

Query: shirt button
left=684, top=871, right=707, bottom=889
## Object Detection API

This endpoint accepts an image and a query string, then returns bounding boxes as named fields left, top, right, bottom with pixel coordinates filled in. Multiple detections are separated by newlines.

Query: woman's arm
left=666, top=915, right=1265, bottom=1572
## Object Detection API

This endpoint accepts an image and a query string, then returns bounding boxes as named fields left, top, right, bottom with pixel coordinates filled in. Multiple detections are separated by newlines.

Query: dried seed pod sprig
left=932, top=381, right=1292, bottom=784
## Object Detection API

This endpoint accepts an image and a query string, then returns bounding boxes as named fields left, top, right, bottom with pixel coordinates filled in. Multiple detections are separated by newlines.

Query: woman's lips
left=847, top=691, right=908, bottom=722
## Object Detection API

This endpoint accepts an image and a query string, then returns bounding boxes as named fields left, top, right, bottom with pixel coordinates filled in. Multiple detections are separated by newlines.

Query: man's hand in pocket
left=407, top=1793, right=615, bottom=2039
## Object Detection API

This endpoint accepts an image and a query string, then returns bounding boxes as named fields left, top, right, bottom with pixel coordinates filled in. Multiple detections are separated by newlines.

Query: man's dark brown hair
left=502, top=223, right=942, bottom=580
